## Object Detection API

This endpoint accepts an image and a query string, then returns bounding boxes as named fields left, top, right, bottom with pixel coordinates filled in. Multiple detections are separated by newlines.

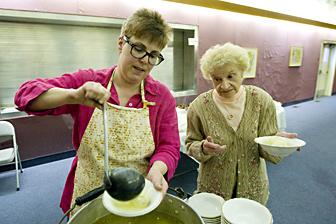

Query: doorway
left=314, top=41, right=336, bottom=100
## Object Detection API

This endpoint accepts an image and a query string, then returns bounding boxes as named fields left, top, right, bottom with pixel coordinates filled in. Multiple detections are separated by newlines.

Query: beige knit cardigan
left=186, top=85, right=282, bottom=205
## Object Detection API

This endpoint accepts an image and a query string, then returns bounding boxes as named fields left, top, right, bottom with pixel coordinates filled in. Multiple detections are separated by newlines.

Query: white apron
left=71, top=73, right=155, bottom=213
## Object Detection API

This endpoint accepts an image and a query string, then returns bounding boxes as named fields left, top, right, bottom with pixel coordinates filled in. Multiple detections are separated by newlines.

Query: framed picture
left=289, top=46, right=303, bottom=67
left=243, top=48, right=258, bottom=78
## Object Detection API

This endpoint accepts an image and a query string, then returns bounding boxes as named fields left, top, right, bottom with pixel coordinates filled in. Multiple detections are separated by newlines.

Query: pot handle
left=168, top=187, right=192, bottom=200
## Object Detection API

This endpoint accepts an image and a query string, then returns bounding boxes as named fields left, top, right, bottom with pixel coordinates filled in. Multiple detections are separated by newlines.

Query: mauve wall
left=1, top=0, right=336, bottom=104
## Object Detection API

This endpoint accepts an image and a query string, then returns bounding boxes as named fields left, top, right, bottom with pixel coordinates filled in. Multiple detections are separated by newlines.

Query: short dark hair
left=121, top=8, right=172, bottom=49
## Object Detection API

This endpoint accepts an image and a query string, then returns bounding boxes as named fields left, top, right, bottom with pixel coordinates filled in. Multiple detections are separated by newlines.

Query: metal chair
left=0, top=121, right=23, bottom=190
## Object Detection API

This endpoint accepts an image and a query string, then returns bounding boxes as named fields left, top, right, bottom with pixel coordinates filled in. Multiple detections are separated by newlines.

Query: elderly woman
left=186, top=42, right=297, bottom=205
left=15, top=8, right=180, bottom=214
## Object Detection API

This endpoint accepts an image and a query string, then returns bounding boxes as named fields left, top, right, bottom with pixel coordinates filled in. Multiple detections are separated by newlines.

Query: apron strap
left=140, top=80, right=156, bottom=109
left=108, top=68, right=156, bottom=109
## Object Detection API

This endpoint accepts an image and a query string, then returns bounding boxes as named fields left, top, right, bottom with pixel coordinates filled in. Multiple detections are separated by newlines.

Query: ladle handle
left=75, top=185, right=105, bottom=206
left=168, top=186, right=192, bottom=199
left=103, top=104, right=110, bottom=178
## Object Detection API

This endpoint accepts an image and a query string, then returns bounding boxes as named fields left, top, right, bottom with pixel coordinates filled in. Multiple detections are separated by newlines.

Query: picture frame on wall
left=289, top=46, right=303, bottom=67
left=243, top=48, right=258, bottom=78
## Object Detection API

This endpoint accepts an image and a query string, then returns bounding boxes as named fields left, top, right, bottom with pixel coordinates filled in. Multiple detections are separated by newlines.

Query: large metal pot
left=68, top=193, right=204, bottom=224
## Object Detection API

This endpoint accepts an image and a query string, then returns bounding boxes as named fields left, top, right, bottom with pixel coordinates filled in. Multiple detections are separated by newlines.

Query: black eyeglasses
left=123, top=36, right=164, bottom=66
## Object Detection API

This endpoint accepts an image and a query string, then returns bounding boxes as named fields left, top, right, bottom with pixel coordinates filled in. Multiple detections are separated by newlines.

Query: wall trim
left=165, top=0, right=336, bottom=30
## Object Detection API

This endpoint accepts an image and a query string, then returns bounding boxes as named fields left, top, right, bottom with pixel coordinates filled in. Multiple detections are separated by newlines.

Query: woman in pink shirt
left=15, top=8, right=180, bottom=214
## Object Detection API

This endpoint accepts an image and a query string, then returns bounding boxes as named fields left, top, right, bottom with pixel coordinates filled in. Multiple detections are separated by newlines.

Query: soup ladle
left=58, top=167, right=145, bottom=224
left=74, top=167, right=145, bottom=207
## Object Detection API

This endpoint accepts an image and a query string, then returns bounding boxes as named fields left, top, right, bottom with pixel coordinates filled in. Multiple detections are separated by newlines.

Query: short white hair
left=200, top=42, right=249, bottom=80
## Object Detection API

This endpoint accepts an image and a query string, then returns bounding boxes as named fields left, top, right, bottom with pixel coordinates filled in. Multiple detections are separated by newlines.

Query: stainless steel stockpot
left=68, top=193, right=205, bottom=224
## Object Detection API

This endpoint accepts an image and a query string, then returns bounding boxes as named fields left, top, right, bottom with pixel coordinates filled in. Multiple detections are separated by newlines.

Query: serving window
left=0, top=10, right=197, bottom=108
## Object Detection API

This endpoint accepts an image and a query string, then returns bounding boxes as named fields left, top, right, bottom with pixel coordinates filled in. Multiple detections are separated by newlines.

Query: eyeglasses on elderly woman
left=123, top=36, right=164, bottom=66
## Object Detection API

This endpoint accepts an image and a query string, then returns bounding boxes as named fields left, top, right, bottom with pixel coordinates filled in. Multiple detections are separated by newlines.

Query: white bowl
left=222, top=198, right=272, bottom=224
left=102, top=179, right=162, bottom=217
left=255, top=136, right=306, bottom=157
left=187, top=192, right=225, bottom=218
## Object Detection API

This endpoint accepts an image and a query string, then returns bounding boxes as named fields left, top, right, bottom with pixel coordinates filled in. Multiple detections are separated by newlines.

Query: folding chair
left=0, top=121, right=23, bottom=191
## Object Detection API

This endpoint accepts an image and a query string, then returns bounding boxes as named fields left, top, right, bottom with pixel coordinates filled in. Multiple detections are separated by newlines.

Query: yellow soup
left=264, top=138, right=292, bottom=147
left=112, top=193, right=150, bottom=211
left=94, top=211, right=184, bottom=224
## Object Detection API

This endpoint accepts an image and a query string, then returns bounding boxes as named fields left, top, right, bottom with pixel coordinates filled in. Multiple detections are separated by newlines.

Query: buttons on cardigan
left=128, top=103, right=133, bottom=107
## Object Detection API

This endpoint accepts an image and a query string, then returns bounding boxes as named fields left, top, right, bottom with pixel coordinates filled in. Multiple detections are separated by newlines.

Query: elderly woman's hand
left=202, top=136, right=226, bottom=155
left=276, top=131, right=301, bottom=151
left=276, top=131, right=297, bottom=138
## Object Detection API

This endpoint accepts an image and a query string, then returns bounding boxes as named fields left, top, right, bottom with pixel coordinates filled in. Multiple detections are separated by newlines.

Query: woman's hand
left=276, top=131, right=301, bottom=151
left=73, top=82, right=111, bottom=109
left=276, top=131, right=298, bottom=138
left=147, top=161, right=168, bottom=195
left=27, top=83, right=110, bottom=111
left=202, top=136, right=226, bottom=155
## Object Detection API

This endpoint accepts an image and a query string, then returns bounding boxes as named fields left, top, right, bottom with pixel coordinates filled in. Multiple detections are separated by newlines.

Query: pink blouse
left=14, top=66, right=180, bottom=212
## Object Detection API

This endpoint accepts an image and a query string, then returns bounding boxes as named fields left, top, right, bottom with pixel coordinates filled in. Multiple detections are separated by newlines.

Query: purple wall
left=1, top=115, right=73, bottom=161
left=1, top=0, right=336, bottom=104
